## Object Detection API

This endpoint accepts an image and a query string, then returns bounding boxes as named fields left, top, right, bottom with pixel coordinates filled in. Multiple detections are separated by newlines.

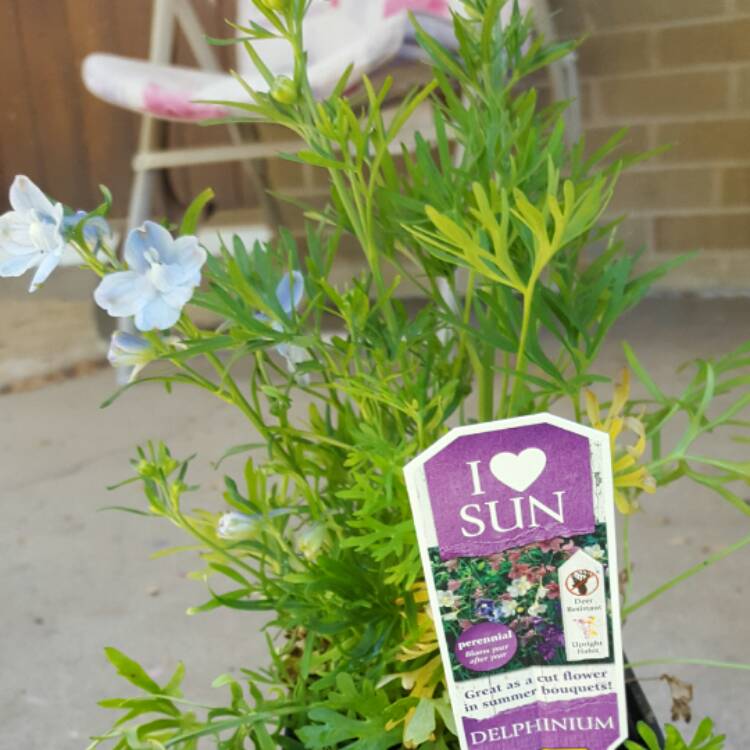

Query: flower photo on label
left=429, top=524, right=613, bottom=681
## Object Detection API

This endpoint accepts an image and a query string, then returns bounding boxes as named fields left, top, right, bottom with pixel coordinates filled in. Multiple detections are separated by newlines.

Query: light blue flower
left=260, top=271, right=308, bottom=374
left=0, top=175, right=65, bottom=292
left=63, top=210, right=113, bottom=249
left=275, top=270, right=304, bottom=315
left=107, top=331, right=155, bottom=381
left=297, top=522, right=327, bottom=561
left=94, top=221, right=206, bottom=331
left=217, top=512, right=261, bottom=541
left=217, top=508, right=293, bottom=541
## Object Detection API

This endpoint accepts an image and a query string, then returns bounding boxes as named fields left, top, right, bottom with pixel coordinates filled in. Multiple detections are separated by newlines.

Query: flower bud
left=108, top=331, right=152, bottom=367
left=270, top=76, right=297, bottom=105
left=107, top=331, right=155, bottom=382
left=63, top=210, right=113, bottom=248
left=136, top=459, right=159, bottom=479
left=297, top=523, right=327, bottom=561
left=217, top=512, right=261, bottom=541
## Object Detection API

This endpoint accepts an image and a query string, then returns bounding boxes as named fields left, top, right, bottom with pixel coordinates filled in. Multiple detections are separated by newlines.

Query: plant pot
left=622, top=659, right=664, bottom=746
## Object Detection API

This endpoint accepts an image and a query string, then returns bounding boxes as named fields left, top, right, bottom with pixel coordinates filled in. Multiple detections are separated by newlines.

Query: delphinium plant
left=3, top=1, right=749, bottom=748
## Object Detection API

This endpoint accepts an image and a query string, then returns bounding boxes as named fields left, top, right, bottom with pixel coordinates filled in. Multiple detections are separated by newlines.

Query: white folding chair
left=81, top=0, right=581, bottom=380
left=82, top=0, right=411, bottom=244
left=81, top=0, right=580, bottom=243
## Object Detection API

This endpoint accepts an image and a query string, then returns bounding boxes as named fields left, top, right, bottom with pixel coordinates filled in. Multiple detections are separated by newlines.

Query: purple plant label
left=404, top=414, right=627, bottom=750
left=455, top=623, right=518, bottom=672
left=424, top=422, right=595, bottom=559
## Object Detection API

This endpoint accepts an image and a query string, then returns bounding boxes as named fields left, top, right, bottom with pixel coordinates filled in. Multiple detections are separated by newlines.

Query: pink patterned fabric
left=143, top=83, right=229, bottom=121
left=385, top=0, right=450, bottom=18
left=384, top=0, right=450, bottom=16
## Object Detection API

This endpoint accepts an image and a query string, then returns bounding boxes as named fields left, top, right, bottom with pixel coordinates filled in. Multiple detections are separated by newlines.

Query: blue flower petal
left=134, top=296, right=181, bottom=331
left=0, top=251, right=41, bottom=278
left=143, top=221, right=178, bottom=263
left=107, top=331, right=151, bottom=366
left=64, top=212, right=112, bottom=246
left=166, top=235, right=206, bottom=271
left=29, top=251, right=62, bottom=292
left=97, top=222, right=202, bottom=327
left=62, top=210, right=87, bottom=232
left=9, top=175, right=57, bottom=217
left=124, top=221, right=174, bottom=272
left=85, top=216, right=112, bottom=243
left=162, top=284, right=195, bottom=310
left=275, top=270, right=304, bottom=314
left=112, top=331, right=150, bottom=353
left=94, top=271, right=154, bottom=317
left=123, top=226, right=153, bottom=274
left=147, top=262, right=193, bottom=293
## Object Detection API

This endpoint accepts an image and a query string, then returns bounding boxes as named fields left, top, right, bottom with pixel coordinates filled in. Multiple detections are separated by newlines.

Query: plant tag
left=404, top=413, right=627, bottom=750
left=559, top=551, right=609, bottom=662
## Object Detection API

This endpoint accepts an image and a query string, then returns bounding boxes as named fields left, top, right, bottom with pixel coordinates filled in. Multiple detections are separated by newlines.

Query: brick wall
left=271, top=3, right=750, bottom=291
left=551, top=0, right=750, bottom=290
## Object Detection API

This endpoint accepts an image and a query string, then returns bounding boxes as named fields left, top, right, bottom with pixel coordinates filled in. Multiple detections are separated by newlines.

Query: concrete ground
left=2, top=296, right=750, bottom=749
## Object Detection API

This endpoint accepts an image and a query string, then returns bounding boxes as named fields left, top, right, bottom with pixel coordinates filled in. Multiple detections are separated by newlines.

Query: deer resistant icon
left=565, top=568, right=600, bottom=597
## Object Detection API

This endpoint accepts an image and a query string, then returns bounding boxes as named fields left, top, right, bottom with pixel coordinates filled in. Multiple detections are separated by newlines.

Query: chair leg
left=127, top=166, right=160, bottom=236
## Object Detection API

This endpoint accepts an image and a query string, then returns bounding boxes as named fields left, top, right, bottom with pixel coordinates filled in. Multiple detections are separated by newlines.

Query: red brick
left=735, top=67, right=750, bottom=110
left=610, top=168, right=715, bottom=212
left=656, top=119, right=750, bottom=162
left=719, top=167, right=750, bottom=205
left=598, top=72, right=729, bottom=119
left=655, top=212, right=750, bottom=251
left=548, top=0, right=721, bottom=35
left=578, top=30, right=653, bottom=77
left=656, top=19, right=750, bottom=67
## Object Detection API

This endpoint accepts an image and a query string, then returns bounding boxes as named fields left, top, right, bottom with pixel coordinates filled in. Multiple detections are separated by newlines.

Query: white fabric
left=83, top=0, right=409, bottom=122
left=82, top=0, right=534, bottom=122
left=82, top=55, right=234, bottom=121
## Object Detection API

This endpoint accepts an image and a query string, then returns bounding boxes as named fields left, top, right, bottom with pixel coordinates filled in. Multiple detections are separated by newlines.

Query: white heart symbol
left=489, top=448, right=547, bottom=493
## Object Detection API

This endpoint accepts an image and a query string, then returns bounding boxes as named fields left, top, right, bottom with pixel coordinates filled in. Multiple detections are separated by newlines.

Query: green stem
left=627, top=658, right=750, bottom=672
left=623, top=531, right=750, bottom=617
left=478, top=346, right=494, bottom=422
left=506, top=287, right=534, bottom=417
left=621, top=514, right=632, bottom=616
left=497, top=352, right=511, bottom=418
left=652, top=428, right=662, bottom=461
left=177, top=336, right=311, bottom=508
left=327, top=169, right=398, bottom=339
left=450, top=270, right=476, bottom=385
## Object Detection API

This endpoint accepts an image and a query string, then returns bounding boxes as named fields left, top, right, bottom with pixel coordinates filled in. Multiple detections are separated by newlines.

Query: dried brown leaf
left=661, top=673, right=694, bottom=722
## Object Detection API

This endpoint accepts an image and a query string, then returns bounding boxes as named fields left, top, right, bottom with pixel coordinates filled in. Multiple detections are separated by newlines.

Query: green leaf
left=179, top=188, right=214, bottom=235
left=298, top=707, right=401, bottom=750
left=254, top=722, right=277, bottom=750
left=162, top=662, right=185, bottom=697
left=212, top=442, right=264, bottom=469
left=293, top=150, right=347, bottom=170
left=403, top=698, right=436, bottom=747
left=635, top=721, right=662, bottom=750
left=104, top=648, right=162, bottom=695
left=623, top=341, right=666, bottom=403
